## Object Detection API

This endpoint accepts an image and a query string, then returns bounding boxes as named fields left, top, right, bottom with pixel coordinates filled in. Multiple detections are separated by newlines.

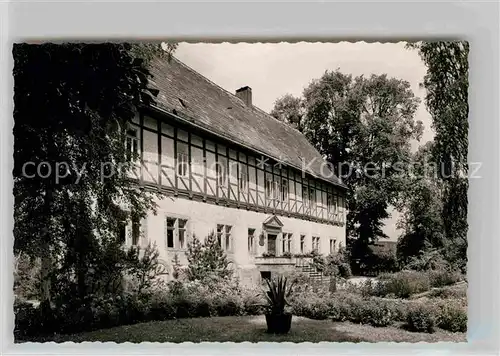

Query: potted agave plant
left=263, top=276, right=295, bottom=334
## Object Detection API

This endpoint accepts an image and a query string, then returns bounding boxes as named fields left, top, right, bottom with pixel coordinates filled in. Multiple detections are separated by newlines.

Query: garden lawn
left=21, top=316, right=466, bottom=343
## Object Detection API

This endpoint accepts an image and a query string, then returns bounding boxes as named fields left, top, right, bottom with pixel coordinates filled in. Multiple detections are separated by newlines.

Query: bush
left=291, top=294, right=331, bottom=320
left=358, top=299, right=395, bottom=327
left=437, top=301, right=467, bottom=332
left=149, top=292, right=176, bottom=320
left=406, top=303, right=437, bottom=333
left=428, top=285, right=467, bottom=299
left=291, top=291, right=396, bottom=327
left=373, top=271, right=431, bottom=298
left=213, top=294, right=244, bottom=316
left=322, top=248, right=352, bottom=279
left=428, top=269, right=463, bottom=288
left=241, top=288, right=265, bottom=315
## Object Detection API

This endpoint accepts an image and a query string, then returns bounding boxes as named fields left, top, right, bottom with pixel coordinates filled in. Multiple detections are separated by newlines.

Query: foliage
left=428, top=284, right=467, bottom=299
left=311, top=248, right=352, bottom=279
left=264, top=276, right=295, bottom=315
left=360, top=271, right=431, bottom=298
left=12, top=43, right=178, bottom=310
left=427, top=269, right=462, bottom=288
left=14, top=253, right=41, bottom=300
left=407, top=41, right=469, bottom=273
left=437, top=300, right=467, bottom=332
left=270, top=94, right=305, bottom=131
left=396, top=142, right=447, bottom=266
left=124, top=243, right=166, bottom=294
left=262, top=252, right=276, bottom=258
left=403, top=248, right=450, bottom=271
left=291, top=292, right=403, bottom=327
left=186, top=232, right=233, bottom=281
left=406, top=303, right=437, bottom=333
left=272, top=72, right=423, bottom=260
left=15, top=275, right=266, bottom=338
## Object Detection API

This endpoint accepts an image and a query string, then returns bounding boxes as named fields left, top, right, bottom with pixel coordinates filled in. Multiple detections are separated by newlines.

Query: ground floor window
left=132, top=218, right=140, bottom=246
left=217, top=224, right=233, bottom=252
left=248, top=228, right=256, bottom=255
left=312, top=236, right=320, bottom=253
left=165, top=217, right=188, bottom=249
left=118, top=215, right=141, bottom=246
left=300, top=235, right=305, bottom=253
left=260, top=271, right=271, bottom=282
left=330, top=238, right=337, bottom=254
left=282, top=233, right=292, bottom=254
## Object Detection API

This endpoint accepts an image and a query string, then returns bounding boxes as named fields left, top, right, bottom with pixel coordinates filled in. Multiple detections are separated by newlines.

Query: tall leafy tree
left=271, top=71, right=423, bottom=262
left=408, top=41, right=469, bottom=271
left=396, top=141, right=445, bottom=265
left=13, top=43, right=175, bottom=312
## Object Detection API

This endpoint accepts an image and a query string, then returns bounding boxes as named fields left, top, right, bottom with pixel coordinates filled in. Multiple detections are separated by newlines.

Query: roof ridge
left=169, top=56, right=304, bottom=135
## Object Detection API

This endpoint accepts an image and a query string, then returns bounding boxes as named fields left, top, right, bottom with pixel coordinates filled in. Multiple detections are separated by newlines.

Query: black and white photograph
left=12, top=40, right=469, bottom=343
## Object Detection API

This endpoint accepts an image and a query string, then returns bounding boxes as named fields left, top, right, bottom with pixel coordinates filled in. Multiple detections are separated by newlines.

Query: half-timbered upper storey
left=127, top=56, right=347, bottom=226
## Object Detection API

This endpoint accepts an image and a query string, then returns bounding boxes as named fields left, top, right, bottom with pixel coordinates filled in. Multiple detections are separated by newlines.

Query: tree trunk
left=39, top=187, right=53, bottom=313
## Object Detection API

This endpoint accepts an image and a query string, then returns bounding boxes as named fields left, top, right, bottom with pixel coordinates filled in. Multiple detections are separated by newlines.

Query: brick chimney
left=235, top=86, right=252, bottom=107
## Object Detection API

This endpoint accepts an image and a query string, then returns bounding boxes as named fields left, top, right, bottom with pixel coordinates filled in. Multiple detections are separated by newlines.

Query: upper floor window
left=302, top=185, right=309, bottom=207
left=217, top=159, right=227, bottom=187
left=217, top=224, right=232, bottom=252
left=126, top=128, right=139, bottom=162
left=239, top=163, right=248, bottom=191
left=327, top=194, right=338, bottom=215
left=266, top=177, right=281, bottom=201
left=177, top=144, right=189, bottom=177
left=281, top=179, right=289, bottom=202
left=165, top=217, right=188, bottom=249
left=309, top=187, right=316, bottom=209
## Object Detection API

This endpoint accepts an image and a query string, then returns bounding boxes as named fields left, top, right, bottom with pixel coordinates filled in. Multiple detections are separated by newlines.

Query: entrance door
left=267, top=234, right=277, bottom=255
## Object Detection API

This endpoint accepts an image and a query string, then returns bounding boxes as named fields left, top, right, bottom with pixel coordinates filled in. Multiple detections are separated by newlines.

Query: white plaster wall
left=140, top=195, right=345, bottom=282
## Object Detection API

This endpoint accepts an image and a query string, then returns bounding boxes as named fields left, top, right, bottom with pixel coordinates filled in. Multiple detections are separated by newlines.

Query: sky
left=173, top=42, right=434, bottom=241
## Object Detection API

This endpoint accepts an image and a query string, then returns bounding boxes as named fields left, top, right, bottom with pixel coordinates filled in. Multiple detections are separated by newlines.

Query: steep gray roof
left=149, top=56, right=345, bottom=189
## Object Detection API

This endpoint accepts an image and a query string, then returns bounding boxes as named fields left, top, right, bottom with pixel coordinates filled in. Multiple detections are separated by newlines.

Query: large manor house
left=122, top=56, right=347, bottom=285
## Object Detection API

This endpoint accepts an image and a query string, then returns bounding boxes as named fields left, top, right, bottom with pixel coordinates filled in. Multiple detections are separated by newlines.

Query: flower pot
left=265, top=313, right=292, bottom=334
